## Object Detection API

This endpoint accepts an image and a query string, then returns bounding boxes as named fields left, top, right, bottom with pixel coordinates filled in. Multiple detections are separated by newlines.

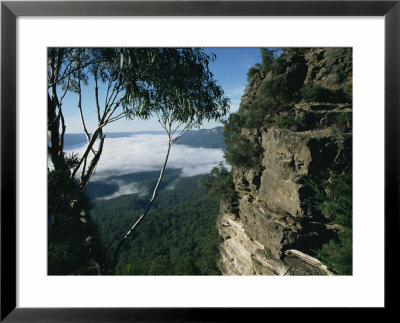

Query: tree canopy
left=48, top=48, right=229, bottom=189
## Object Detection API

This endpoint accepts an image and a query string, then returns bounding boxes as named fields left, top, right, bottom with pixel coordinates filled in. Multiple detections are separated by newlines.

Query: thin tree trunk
left=81, top=134, right=105, bottom=191
left=48, top=48, right=66, bottom=170
left=111, top=137, right=172, bottom=269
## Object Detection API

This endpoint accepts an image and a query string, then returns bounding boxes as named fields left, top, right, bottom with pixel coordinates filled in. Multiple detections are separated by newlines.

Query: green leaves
left=48, top=154, right=102, bottom=275
left=200, top=162, right=236, bottom=202
left=274, top=113, right=305, bottom=129
left=306, top=170, right=353, bottom=274
left=222, top=113, right=263, bottom=169
left=299, top=83, right=351, bottom=104
left=305, top=170, right=352, bottom=228
left=118, top=48, right=230, bottom=127
left=315, top=229, right=352, bottom=275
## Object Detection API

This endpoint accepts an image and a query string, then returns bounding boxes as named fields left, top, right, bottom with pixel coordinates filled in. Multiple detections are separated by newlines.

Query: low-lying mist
left=96, top=179, right=148, bottom=200
left=65, top=133, right=224, bottom=198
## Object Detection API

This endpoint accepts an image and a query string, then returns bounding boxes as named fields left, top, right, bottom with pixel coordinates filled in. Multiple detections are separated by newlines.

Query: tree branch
left=111, top=127, right=173, bottom=268
left=77, top=80, right=95, bottom=155
left=48, top=58, right=94, bottom=88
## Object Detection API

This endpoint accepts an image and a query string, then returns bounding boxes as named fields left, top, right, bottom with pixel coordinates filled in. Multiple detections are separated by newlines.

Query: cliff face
left=217, top=48, right=352, bottom=275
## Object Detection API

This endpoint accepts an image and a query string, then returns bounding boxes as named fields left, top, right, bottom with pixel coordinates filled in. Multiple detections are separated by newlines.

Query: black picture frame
left=1, top=0, right=398, bottom=321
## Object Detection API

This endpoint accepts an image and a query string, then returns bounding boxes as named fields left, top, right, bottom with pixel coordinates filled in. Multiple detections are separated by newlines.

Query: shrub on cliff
left=274, top=113, right=305, bottom=129
left=307, top=170, right=352, bottom=274
left=245, top=50, right=304, bottom=122
left=222, top=113, right=263, bottom=168
left=247, top=64, right=262, bottom=80
left=315, top=229, right=352, bottom=275
left=300, top=83, right=351, bottom=103
left=260, top=74, right=293, bottom=104
left=243, top=97, right=276, bottom=129
left=331, top=112, right=352, bottom=134
left=322, top=171, right=352, bottom=228
left=271, top=55, right=287, bottom=75
left=224, top=135, right=263, bottom=169
left=200, top=162, right=237, bottom=202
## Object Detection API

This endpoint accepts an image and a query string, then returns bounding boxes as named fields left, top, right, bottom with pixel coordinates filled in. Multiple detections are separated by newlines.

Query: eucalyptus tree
left=112, top=48, right=230, bottom=267
left=48, top=48, right=229, bottom=272
left=48, top=48, right=149, bottom=273
left=48, top=48, right=160, bottom=190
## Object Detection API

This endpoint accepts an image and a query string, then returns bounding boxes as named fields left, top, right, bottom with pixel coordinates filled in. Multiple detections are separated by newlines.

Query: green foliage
left=324, top=172, right=352, bottom=228
left=271, top=56, right=287, bottom=75
left=343, top=82, right=352, bottom=98
left=300, top=84, right=351, bottom=103
left=307, top=170, right=352, bottom=228
left=257, top=74, right=292, bottom=106
left=124, top=48, right=230, bottom=127
left=48, top=154, right=102, bottom=275
left=331, top=112, right=352, bottom=134
left=91, top=173, right=222, bottom=275
left=260, top=48, right=275, bottom=68
left=300, top=84, right=332, bottom=102
left=306, top=170, right=352, bottom=275
left=50, top=48, right=230, bottom=124
left=241, top=98, right=275, bottom=129
left=240, top=49, right=292, bottom=132
left=200, top=162, right=236, bottom=202
left=245, top=50, right=301, bottom=123
left=247, top=48, right=284, bottom=81
left=274, top=113, right=305, bottom=129
left=315, top=229, right=352, bottom=275
left=247, top=64, right=261, bottom=80
left=222, top=113, right=263, bottom=168
left=224, top=137, right=263, bottom=169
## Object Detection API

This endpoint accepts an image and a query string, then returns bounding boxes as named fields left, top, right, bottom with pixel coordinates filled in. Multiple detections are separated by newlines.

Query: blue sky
left=62, top=48, right=262, bottom=133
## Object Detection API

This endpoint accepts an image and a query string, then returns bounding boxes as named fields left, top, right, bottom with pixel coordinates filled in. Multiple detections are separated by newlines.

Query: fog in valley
left=64, top=133, right=224, bottom=199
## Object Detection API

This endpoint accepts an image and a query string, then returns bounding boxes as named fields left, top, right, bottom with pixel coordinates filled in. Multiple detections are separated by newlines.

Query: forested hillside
left=89, top=171, right=222, bottom=275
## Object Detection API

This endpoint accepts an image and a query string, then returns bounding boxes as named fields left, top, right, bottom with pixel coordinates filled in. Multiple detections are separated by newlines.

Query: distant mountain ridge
left=63, top=127, right=225, bottom=149
left=175, top=126, right=224, bottom=148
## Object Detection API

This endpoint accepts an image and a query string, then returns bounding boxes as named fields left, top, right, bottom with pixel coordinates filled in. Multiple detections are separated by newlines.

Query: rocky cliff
left=218, top=48, right=352, bottom=275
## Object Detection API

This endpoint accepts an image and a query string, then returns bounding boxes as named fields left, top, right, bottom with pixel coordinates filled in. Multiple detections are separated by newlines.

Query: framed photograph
left=1, top=0, right=398, bottom=320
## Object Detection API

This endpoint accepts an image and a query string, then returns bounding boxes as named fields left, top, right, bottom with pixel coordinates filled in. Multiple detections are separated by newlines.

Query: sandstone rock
left=284, top=249, right=333, bottom=275
left=218, top=48, right=352, bottom=276
left=303, top=48, right=352, bottom=91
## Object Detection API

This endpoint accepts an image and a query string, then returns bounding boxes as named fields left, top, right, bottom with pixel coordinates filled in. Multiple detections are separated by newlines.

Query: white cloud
left=165, top=178, right=180, bottom=190
left=97, top=180, right=148, bottom=200
left=65, top=134, right=224, bottom=181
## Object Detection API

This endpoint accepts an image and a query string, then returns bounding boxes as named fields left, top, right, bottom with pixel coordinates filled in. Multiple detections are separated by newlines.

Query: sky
left=61, top=48, right=262, bottom=133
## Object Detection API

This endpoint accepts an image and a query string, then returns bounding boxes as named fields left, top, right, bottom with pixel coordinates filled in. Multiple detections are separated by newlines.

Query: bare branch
left=59, top=70, right=72, bottom=106
left=94, top=71, right=101, bottom=123
left=59, top=108, right=66, bottom=152
left=81, top=134, right=105, bottom=191
left=171, top=122, right=193, bottom=146
left=80, top=153, right=88, bottom=184
left=77, top=80, right=95, bottom=154
left=112, top=134, right=173, bottom=267
left=70, top=126, right=102, bottom=180
left=171, top=121, right=185, bottom=137
left=48, top=59, right=95, bottom=88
